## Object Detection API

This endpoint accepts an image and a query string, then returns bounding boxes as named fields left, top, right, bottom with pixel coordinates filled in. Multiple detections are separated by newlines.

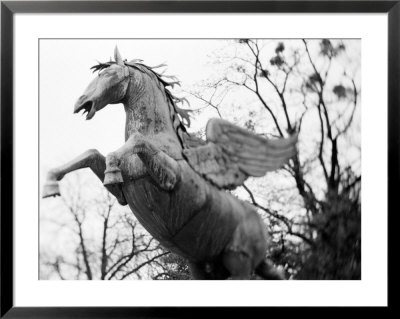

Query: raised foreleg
left=105, top=135, right=180, bottom=191
left=42, top=149, right=127, bottom=205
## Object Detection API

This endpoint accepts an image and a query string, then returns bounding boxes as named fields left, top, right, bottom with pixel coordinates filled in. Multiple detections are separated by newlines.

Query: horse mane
left=90, top=60, right=205, bottom=149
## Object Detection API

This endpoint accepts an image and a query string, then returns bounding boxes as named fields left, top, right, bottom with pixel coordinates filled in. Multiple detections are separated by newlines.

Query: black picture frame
left=1, top=1, right=396, bottom=318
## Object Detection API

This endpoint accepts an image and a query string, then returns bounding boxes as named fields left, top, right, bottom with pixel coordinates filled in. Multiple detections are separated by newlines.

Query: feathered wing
left=183, top=118, right=298, bottom=189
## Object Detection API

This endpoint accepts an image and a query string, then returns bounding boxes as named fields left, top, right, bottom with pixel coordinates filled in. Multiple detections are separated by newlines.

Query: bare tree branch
left=120, top=252, right=170, bottom=280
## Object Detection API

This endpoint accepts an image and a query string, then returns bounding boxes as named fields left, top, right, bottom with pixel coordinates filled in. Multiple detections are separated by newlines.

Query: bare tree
left=189, top=39, right=361, bottom=279
left=40, top=171, right=169, bottom=280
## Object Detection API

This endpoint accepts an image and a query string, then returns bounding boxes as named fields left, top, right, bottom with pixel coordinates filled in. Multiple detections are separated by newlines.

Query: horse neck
left=122, top=72, right=178, bottom=142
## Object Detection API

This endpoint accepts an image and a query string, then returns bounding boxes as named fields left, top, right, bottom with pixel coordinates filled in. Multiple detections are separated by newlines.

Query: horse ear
left=114, top=46, right=124, bottom=66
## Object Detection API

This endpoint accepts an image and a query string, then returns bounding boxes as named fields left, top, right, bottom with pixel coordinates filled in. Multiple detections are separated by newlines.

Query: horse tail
left=255, top=260, right=285, bottom=280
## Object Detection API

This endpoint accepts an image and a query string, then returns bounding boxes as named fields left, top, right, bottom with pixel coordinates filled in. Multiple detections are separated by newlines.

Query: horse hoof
left=105, top=184, right=128, bottom=206
left=42, top=181, right=61, bottom=198
left=104, top=167, right=123, bottom=185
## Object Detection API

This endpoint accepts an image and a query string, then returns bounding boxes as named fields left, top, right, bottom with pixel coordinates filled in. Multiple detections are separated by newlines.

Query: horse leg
left=222, top=208, right=269, bottom=280
left=222, top=250, right=253, bottom=280
left=105, top=135, right=180, bottom=191
left=42, top=149, right=127, bottom=205
left=188, top=262, right=211, bottom=280
left=188, top=261, right=229, bottom=280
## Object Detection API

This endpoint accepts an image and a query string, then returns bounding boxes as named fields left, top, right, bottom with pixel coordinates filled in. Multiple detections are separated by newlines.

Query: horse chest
left=119, top=163, right=209, bottom=254
left=120, top=164, right=248, bottom=261
left=121, top=178, right=188, bottom=247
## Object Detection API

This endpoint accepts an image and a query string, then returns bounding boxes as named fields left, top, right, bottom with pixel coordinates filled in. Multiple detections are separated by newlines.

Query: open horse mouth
left=74, top=100, right=96, bottom=120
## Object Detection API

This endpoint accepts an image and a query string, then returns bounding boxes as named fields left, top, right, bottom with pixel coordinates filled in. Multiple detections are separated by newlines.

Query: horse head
left=73, top=46, right=191, bottom=153
left=74, top=46, right=130, bottom=120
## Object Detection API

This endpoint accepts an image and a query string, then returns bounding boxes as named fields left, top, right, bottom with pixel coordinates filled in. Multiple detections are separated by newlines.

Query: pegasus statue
left=42, top=47, right=298, bottom=280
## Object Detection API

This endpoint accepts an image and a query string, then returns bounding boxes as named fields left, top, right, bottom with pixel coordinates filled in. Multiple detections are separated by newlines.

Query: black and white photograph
left=39, top=39, right=361, bottom=281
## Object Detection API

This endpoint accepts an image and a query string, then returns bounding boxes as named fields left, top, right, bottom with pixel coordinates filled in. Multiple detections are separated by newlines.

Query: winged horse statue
left=42, top=47, right=298, bottom=279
